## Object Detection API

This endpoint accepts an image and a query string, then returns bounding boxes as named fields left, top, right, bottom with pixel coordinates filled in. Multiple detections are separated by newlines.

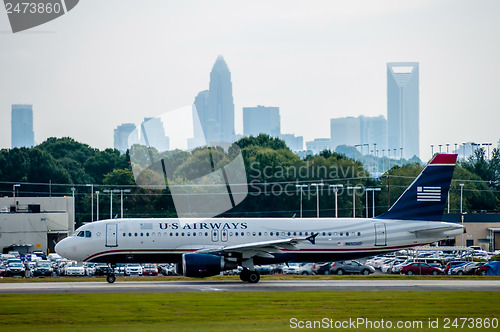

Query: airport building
left=0, top=197, right=73, bottom=254
left=11, top=104, right=35, bottom=148
left=387, top=62, right=420, bottom=159
left=443, top=213, right=500, bottom=252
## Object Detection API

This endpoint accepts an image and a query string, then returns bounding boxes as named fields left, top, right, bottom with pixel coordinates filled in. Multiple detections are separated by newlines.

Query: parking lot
left=1, top=247, right=499, bottom=280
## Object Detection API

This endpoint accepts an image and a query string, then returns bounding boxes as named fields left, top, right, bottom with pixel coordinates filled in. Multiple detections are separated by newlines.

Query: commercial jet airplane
left=55, top=154, right=464, bottom=283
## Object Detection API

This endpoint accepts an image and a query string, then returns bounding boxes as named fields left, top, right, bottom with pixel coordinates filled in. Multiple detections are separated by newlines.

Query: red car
left=401, top=263, right=443, bottom=275
left=142, top=264, right=158, bottom=276
left=474, top=265, right=489, bottom=276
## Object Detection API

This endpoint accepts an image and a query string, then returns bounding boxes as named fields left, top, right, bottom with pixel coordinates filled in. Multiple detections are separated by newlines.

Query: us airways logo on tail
left=417, top=186, right=441, bottom=202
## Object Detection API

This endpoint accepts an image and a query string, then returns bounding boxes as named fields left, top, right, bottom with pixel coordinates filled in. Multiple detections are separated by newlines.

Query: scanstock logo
left=4, top=0, right=79, bottom=33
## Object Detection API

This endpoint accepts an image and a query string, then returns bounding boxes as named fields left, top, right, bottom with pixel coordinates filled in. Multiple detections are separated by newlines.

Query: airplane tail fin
left=376, top=154, right=457, bottom=221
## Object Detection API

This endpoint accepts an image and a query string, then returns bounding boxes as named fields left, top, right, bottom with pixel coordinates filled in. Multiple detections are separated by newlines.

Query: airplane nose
left=55, top=237, right=72, bottom=259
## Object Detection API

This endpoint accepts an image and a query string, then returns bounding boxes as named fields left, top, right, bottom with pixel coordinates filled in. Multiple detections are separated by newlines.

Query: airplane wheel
left=247, top=271, right=260, bottom=283
left=240, top=269, right=250, bottom=282
left=106, top=274, right=116, bottom=284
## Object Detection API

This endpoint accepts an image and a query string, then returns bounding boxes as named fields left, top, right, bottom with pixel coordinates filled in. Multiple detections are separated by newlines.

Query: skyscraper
left=194, top=56, right=235, bottom=144
left=387, top=62, right=419, bottom=159
left=360, top=115, right=387, bottom=152
left=11, top=104, right=34, bottom=148
left=140, top=117, right=170, bottom=152
left=114, top=123, right=137, bottom=153
left=330, top=116, right=361, bottom=149
left=243, top=105, right=281, bottom=137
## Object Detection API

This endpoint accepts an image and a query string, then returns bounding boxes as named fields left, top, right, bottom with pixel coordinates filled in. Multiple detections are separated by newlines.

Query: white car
left=64, top=264, right=86, bottom=276
left=125, top=264, right=143, bottom=276
left=282, top=263, right=300, bottom=274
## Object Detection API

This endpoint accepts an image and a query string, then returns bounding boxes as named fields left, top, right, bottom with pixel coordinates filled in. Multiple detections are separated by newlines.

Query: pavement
left=1, top=279, right=499, bottom=294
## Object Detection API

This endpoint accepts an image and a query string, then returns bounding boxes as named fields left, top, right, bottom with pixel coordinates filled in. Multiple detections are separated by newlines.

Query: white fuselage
left=55, top=217, right=464, bottom=265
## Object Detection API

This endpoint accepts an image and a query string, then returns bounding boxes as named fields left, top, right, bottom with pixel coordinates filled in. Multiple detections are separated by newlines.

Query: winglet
left=306, top=233, right=319, bottom=245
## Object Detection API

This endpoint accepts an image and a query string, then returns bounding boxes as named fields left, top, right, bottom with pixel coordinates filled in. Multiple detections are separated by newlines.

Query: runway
left=1, top=279, right=499, bottom=294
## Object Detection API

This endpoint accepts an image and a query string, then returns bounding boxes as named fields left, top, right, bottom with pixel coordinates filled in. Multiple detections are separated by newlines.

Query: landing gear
left=106, top=264, right=116, bottom=284
left=239, top=257, right=260, bottom=283
left=239, top=268, right=260, bottom=283
left=106, top=274, right=116, bottom=283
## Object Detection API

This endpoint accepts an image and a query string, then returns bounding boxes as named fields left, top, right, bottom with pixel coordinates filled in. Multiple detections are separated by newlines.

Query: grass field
left=1, top=273, right=499, bottom=283
left=0, top=291, right=497, bottom=331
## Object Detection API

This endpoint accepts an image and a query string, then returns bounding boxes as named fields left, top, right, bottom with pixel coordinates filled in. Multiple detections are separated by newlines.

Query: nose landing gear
left=106, top=264, right=116, bottom=283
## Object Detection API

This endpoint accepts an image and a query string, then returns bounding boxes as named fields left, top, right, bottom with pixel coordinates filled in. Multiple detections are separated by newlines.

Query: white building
left=0, top=197, right=73, bottom=254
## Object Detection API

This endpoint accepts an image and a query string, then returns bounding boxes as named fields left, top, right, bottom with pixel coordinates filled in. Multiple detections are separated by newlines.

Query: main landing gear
left=239, top=268, right=260, bottom=283
left=106, top=264, right=116, bottom=284
left=239, top=257, right=260, bottom=283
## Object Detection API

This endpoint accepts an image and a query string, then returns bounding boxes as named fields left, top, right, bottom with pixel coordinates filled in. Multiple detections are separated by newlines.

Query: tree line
left=0, top=136, right=498, bottom=226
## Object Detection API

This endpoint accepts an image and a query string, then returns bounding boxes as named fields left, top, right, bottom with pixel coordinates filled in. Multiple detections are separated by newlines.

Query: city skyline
left=1, top=1, right=500, bottom=161
left=11, top=104, right=34, bottom=148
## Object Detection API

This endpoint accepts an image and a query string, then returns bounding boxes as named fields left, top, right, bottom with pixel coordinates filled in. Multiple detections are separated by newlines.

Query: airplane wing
left=195, top=233, right=318, bottom=258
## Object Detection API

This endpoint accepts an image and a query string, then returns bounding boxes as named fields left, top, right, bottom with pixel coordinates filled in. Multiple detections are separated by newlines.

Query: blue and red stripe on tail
left=376, top=154, right=457, bottom=221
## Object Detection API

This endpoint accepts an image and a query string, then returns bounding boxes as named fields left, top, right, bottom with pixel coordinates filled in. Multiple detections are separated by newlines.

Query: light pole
left=120, top=189, right=131, bottom=218
left=446, top=143, right=450, bottom=153
left=431, top=145, right=434, bottom=156
left=296, top=184, right=307, bottom=218
left=311, top=183, right=324, bottom=218
left=366, top=187, right=381, bottom=217
left=329, top=184, right=343, bottom=218
left=12, top=184, right=20, bottom=208
left=439, top=144, right=442, bottom=153
left=400, top=147, right=403, bottom=166
left=71, top=187, right=75, bottom=231
left=96, top=191, right=100, bottom=221
left=347, top=186, right=361, bottom=218
left=103, top=189, right=120, bottom=219
left=86, top=184, right=94, bottom=222
left=459, top=183, right=464, bottom=214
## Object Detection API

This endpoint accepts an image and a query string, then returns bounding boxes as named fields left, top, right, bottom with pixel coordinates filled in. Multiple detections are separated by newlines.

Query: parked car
left=255, top=265, right=274, bottom=275
left=444, top=261, right=466, bottom=274
left=94, top=263, right=112, bottom=276
left=142, top=264, right=159, bottom=276
left=474, top=265, right=489, bottom=276
left=125, top=264, right=143, bottom=276
left=330, top=261, right=375, bottom=275
left=298, top=263, right=315, bottom=275
left=33, top=260, right=53, bottom=277
left=0, top=264, right=6, bottom=276
left=158, top=263, right=178, bottom=276
left=64, top=262, right=86, bottom=276
left=400, top=262, right=443, bottom=275
left=282, top=263, right=300, bottom=274
left=313, top=262, right=332, bottom=275
left=31, top=251, right=47, bottom=260
left=5, top=262, right=26, bottom=277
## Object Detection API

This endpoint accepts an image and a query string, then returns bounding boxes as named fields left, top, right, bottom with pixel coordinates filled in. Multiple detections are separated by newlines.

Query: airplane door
left=221, top=229, right=228, bottom=242
left=374, top=223, right=387, bottom=246
left=106, top=224, right=118, bottom=247
left=211, top=230, right=219, bottom=242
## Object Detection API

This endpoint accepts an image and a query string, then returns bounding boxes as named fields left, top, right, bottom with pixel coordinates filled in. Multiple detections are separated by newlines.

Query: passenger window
left=129, top=233, right=132, bottom=237
left=134, top=233, right=138, bottom=237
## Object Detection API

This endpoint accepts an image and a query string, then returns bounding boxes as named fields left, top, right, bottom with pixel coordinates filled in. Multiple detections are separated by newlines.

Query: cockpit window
left=77, top=231, right=85, bottom=237
left=85, top=231, right=91, bottom=238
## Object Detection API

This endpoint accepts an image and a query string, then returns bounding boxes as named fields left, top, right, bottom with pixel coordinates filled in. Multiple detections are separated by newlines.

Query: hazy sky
left=1, top=0, right=499, bottom=161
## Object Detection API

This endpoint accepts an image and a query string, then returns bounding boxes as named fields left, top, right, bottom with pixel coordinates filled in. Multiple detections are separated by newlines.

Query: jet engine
left=181, top=253, right=238, bottom=278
